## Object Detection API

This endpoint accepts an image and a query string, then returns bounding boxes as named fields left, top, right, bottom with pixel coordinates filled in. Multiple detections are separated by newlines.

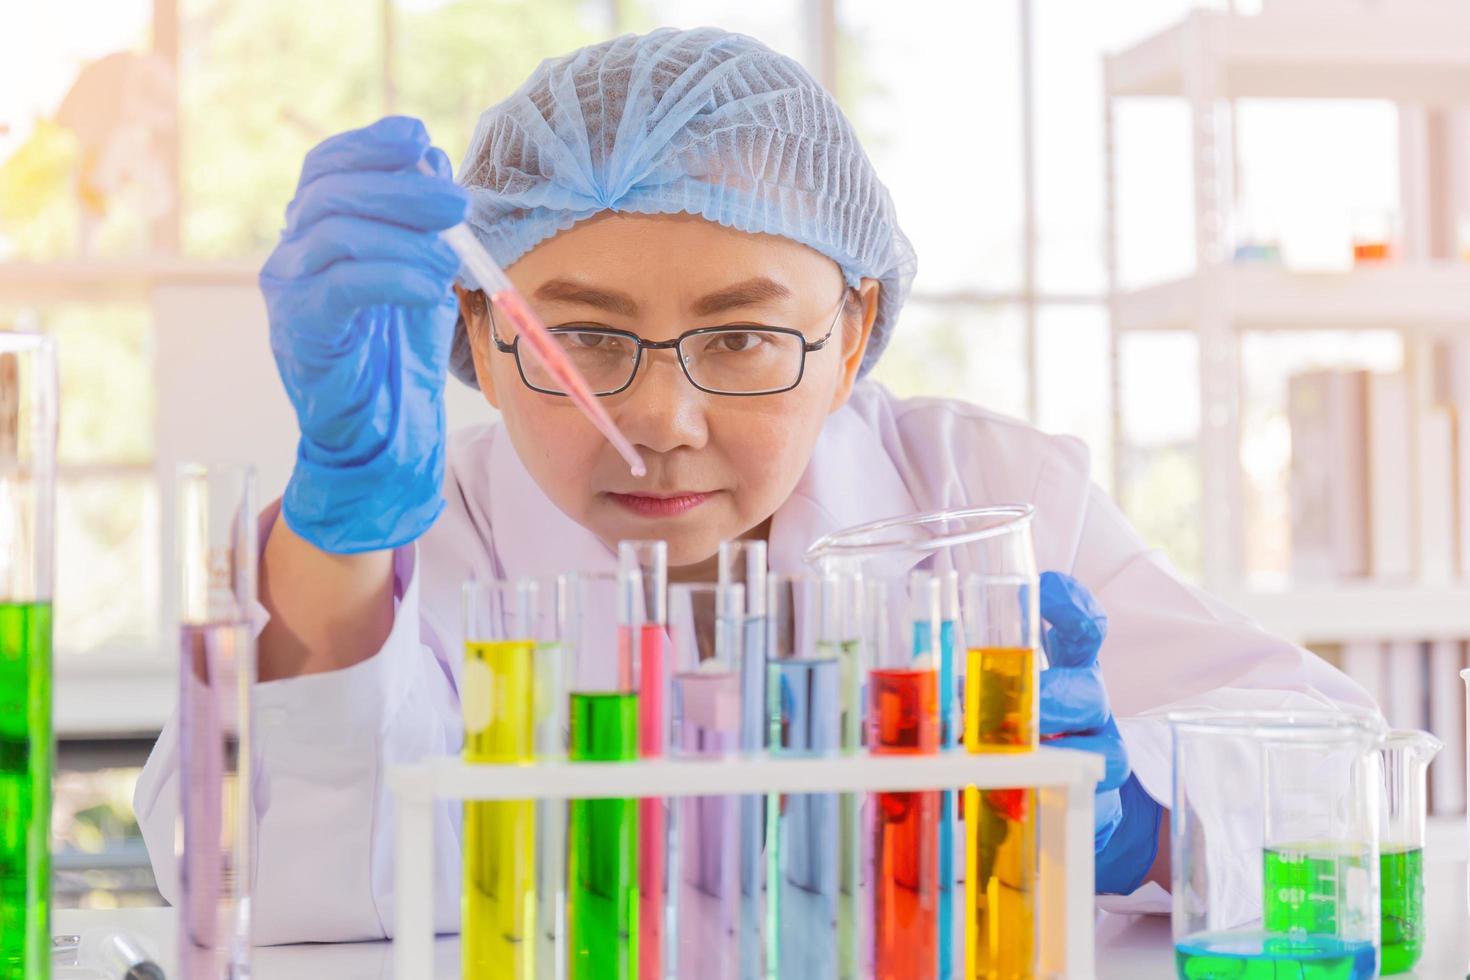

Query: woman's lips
left=606, top=491, right=712, bottom=518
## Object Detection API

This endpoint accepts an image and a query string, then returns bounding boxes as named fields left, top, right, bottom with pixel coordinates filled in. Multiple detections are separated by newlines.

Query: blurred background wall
left=3, top=0, right=1467, bottom=908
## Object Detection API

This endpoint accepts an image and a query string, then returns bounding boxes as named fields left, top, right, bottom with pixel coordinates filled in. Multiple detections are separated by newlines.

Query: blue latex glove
left=260, top=116, right=469, bottom=554
left=1039, top=571, right=1163, bottom=894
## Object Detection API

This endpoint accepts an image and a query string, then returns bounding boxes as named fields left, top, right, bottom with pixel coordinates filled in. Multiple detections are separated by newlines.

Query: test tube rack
left=388, top=747, right=1104, bottom=978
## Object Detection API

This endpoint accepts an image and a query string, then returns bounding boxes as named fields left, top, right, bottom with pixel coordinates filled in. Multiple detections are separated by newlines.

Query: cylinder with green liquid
left=0, top=334, right=56, bottom=979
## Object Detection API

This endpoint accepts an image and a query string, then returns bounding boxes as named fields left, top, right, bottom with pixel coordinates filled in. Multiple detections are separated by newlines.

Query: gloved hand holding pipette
left=1039, top=571, right=1164, bottom=893
left=261, top=116, right=468, bottom=553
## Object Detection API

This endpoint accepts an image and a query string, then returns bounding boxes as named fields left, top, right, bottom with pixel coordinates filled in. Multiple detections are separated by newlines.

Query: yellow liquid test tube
left=964, top=646, right=1038, bottom=980
left=463, top=639, right=538, bottom=979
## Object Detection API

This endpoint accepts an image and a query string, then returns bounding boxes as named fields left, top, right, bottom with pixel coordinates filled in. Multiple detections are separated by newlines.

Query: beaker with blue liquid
left=1169, top=710, right=1386, bottom=980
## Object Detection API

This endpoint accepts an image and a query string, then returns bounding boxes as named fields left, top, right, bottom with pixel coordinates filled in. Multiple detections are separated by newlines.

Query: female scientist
left=134, top=27, right=1370, bottom=944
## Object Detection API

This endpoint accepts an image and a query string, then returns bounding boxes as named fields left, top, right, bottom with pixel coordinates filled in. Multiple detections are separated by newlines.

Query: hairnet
left=448, top=26, right=916, bottom=387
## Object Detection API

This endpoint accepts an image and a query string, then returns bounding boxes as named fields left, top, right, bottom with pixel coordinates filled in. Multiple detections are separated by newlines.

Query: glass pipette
left=416, top=159, right=647, bottom=477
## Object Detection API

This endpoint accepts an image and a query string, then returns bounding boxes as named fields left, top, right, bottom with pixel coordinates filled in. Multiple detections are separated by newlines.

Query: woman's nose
left=612, top=350, right=709, bottom=456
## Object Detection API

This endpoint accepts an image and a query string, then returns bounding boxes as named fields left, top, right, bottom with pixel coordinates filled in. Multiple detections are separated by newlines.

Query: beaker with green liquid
left=1377, top=729, right=1440, bottom=975
left=1169, top=710, right=1386, bottom=980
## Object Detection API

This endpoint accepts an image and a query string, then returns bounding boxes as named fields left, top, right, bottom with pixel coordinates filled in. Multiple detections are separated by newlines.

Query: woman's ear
left=829, top=277, right=880, bottom=412
left=455, top=285, right=501, bottom=409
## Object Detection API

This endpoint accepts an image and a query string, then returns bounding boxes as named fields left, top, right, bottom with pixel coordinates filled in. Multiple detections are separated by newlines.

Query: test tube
left=462, top=578, right=541, bottom=979
left=820, top=572, right=866, bottom=979
left=668, top=582, right=744, bottom=980
left=0, top=334, right=55, bottom=974
left=933, top=571, right=962, bottom=980
left=961, top=567, right=1040, bottom=980
left=866, top=575, right=941, bottom=979
left=766, top=575, right=843, bottom=977
left=535, top=575, right=577, bottom=980
left=618, top=541, right=669, bottom=980
left=717, top=540, right=768, bottom=978
left=567, top=574, right=640, bottom=980
left=176, top=463, right=257, bottom=979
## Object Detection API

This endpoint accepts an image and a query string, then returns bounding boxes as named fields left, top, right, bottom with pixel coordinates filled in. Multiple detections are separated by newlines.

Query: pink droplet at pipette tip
left=415, top=157, right=647, bottom=478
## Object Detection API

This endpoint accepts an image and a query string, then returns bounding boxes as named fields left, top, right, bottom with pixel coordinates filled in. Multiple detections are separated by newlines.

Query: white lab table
left=55, top=821, right=1470, bottom=979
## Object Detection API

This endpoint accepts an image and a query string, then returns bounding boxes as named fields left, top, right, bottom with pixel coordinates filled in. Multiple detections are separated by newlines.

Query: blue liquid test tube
left=765, top=576, right=842, bottom=978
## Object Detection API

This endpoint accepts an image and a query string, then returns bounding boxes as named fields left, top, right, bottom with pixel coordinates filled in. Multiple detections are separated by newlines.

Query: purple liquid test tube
left=176, top=463, right=257, bottom=979
left=668, top=582, right=745, bottom=980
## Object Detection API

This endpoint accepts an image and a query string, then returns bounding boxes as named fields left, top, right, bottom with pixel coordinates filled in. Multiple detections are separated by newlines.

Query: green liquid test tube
left=567, top=691, right=639, bottom=980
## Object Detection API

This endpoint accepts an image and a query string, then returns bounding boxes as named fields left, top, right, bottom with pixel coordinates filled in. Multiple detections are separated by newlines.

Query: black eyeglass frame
left=487, top=288, right=850, bottom=397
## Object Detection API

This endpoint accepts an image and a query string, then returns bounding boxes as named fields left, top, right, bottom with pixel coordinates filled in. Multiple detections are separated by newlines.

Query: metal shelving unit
left=1103, top=5, right=1470, bottom=643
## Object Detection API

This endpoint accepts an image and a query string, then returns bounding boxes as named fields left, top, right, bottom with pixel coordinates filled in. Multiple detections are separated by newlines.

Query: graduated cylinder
left=0, top=335, right=55, bottom=979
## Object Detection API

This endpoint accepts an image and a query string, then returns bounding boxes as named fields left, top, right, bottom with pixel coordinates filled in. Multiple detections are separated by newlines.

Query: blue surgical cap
left=449, top=26, right=916, bottom=387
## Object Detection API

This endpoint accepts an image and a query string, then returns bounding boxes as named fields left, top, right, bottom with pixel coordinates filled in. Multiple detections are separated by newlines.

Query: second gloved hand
left=1039, top=571, right=1128, bottom=849
left=260, top=115, right=469, bottom=554
left=1039, top=571, right=1164, bottom=894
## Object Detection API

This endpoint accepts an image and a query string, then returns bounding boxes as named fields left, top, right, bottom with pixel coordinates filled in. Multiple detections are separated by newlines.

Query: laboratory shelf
left=1106, top=7, right=1470, bottom=103
left=1226, top=584, right=1470, bottom=645
left=388, top=748, right=1105, bottom=979
left=1113, top=263, right=1470, bottom=334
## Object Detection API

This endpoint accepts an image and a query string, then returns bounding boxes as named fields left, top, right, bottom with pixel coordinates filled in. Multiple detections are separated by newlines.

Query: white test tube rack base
left=388, top=747, right=1104, bottom=979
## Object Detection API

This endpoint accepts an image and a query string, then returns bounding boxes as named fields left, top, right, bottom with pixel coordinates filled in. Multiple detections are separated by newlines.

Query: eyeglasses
left=489, top=288, right=848, bottom=397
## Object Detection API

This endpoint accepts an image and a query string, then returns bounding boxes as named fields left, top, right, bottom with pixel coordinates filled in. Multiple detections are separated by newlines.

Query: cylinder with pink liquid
left=176, top=463, right=257, bottom=978
left=618, top=540, right=669, bottom=979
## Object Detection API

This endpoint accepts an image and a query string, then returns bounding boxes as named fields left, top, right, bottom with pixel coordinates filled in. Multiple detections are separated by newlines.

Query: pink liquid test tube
left=618, top=540, right=669, bottom=980
left=415, top=157, right=645, bottom=478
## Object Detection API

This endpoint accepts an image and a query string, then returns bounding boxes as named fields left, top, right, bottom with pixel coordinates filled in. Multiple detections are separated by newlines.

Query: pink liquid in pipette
left=414, top=155, right=645, bottom=477
left=491, top=288, right=647, bottom=478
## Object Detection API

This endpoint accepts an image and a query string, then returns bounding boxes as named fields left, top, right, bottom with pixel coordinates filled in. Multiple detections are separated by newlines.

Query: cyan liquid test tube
left=911, top=570, right=963, bottom=978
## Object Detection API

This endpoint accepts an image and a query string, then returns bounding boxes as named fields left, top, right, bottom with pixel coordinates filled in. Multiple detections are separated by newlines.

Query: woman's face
left=457, top=212, right=879, bottom=574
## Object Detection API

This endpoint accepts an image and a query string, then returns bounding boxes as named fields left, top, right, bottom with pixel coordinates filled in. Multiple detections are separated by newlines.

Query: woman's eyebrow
left=532, top=279, right=639, bottom=316
left=691, top=277, right=792, bottom=317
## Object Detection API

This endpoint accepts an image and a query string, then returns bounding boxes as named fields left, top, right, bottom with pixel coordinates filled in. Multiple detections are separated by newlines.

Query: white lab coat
left=133, top=380, right=1373, bottom=945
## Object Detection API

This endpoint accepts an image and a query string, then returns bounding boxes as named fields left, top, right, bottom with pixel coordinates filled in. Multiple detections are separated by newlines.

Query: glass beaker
left=1378, top=729, right=1441, bottom=975
left=807, top=505, right=1040, bottom=980
left=668, top=581, right=745, bottom=980
left=1169, top=710, right=1386, bottom=980
left=0, top=333, right=55, bottom=975
left=176, top=462, right=257, bottom=980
